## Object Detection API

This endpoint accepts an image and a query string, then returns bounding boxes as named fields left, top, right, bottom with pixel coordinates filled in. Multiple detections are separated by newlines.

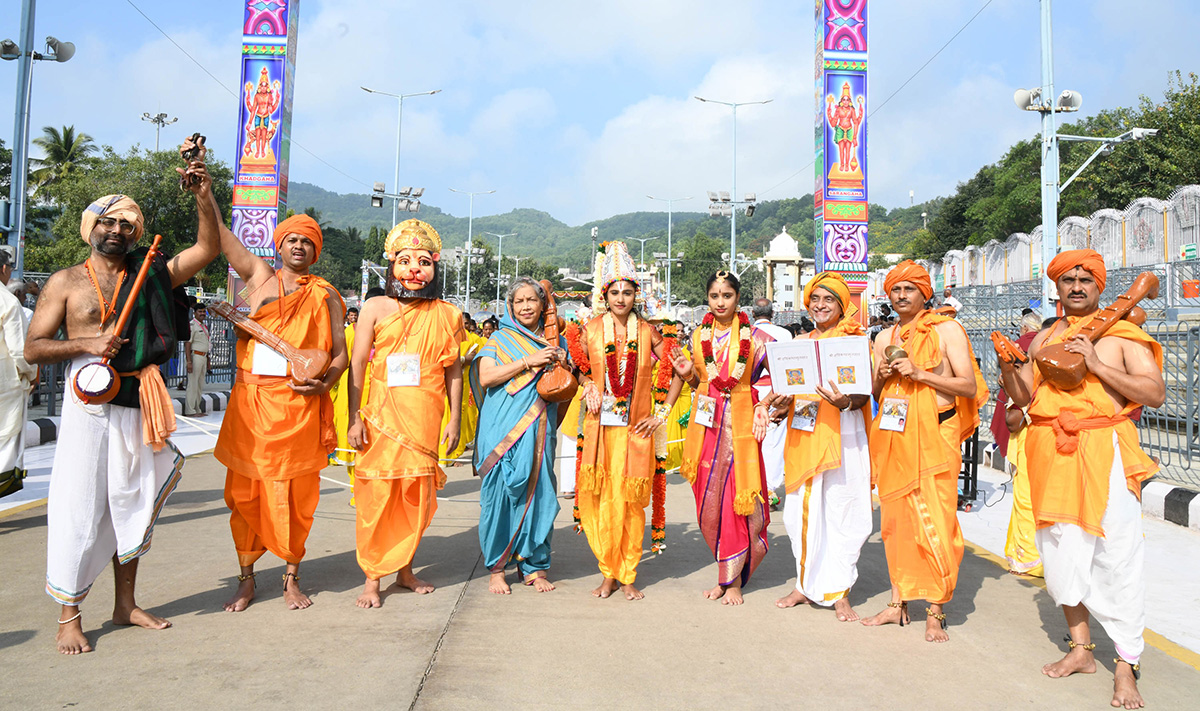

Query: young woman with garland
left=566, top=247, right=683, bottom=601
left=672, top=271, right=773, bottom=606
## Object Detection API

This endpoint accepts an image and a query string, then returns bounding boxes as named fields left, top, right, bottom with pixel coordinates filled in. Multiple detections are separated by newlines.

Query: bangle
left=654, top=403, right=671, bottom=420
left=522, top=357, right=529, bottom=371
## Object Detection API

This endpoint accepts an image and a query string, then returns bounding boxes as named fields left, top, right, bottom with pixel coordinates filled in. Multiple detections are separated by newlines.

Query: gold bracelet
left=654, top=403, right=671, bottom=420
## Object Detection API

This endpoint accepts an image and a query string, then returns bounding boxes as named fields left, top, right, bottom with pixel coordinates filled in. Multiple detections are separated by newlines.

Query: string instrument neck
left=1074, top=273, right=1158, bottom=344
left=212, top=302, right=300, bottom=359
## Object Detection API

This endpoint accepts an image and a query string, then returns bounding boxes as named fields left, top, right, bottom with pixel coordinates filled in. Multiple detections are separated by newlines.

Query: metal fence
left=30, top=313, right=236, bottom=417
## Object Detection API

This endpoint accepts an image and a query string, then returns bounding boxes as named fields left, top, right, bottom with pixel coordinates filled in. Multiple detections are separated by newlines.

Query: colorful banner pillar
left=229, top=0, right=300, bottom=298
left=814, top=0, right=868, bottom=310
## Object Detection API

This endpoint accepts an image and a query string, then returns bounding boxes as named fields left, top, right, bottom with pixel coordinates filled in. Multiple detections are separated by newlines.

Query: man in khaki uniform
left=184, top=302, right=211, bottom=416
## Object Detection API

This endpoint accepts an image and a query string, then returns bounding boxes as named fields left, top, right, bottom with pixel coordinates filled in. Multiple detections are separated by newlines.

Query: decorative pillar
left=229, top=0, right=300, bottom=299
left=814, top=0, right=868, bottom=317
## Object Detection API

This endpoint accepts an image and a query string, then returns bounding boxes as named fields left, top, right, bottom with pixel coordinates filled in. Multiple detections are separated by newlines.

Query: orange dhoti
left=214, top=276, right=341, bottom=569
left=224, top=472, right=320, bottom=567
left=354, top=299, right=463, bottom=580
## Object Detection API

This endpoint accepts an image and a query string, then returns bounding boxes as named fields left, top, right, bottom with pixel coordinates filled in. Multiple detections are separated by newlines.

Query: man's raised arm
left=205, top=185, right=275, bottom=291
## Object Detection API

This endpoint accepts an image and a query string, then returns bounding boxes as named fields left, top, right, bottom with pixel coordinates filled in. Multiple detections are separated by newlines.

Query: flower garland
left=603, top=313, right=638, bottom=403
left=699, top=311, right=751, bottom=393
left=564, top=321, right=590, bottom=376
left=650, top=319, right=679, bottom=554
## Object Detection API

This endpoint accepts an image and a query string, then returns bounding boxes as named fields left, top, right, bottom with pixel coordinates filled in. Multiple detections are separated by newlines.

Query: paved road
left=2, top=454, right=1198, bottom=710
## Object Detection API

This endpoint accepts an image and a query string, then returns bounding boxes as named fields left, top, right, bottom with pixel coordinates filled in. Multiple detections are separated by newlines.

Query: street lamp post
left=361, top=87, right=441, bottom=228
left=485, top=231, right=515, bottom=314
left=450, top=188, right=495, bottom=311
left=629, top=235, right=658, bottom=293
left=1015, top=0, right=1157, bottom=316
left=695, top=96, right=772, bottom=271
left=141, top=112, right=177, bottom=151
left=511, top=255, right=527, bottom=280
left=647, top=195, right=691, bottom=304
left=2, top=9, right=75, bottom=281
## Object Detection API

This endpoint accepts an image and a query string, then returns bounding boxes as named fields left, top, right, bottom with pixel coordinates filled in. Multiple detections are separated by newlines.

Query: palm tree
left=30, top=125, right=96, bottom=193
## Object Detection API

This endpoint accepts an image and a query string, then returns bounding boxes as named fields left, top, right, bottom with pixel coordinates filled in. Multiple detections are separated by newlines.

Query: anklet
left=1114, top=658, right=1141, bottom=680
left=926, top=608, right=948, bottom=630
left=1063, top=636, right=1096, bottom=651
left=237, top=572, right=256, bottom=587
left=886, top=601, right=907, bottom=626
left=58, top=611, right=82, bottom=625
left=282, top=572, right=301, bottom=590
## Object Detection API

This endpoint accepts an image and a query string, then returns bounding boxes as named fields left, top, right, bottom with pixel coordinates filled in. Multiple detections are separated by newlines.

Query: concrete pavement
left=2, top=452, right=1199, bottom=710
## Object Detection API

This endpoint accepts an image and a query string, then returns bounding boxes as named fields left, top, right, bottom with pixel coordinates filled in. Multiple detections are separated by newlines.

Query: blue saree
left=471, top=315, right=563, bottom=578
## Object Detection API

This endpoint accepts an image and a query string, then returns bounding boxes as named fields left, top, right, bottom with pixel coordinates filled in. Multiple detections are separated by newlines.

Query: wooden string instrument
left=209, top=300, right=331, bottom=384
left=990, top=331, right=1029, bottom=365
left=535, top=279, right=579, bottom=403
left=1035, top=271, right=1157, bottom=390
left=73, top=234, right=164, bottom=404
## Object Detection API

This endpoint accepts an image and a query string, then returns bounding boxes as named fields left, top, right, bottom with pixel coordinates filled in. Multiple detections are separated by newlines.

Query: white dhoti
left=184, top=353, right=207, bottom=415
left=1035, top=433, right=1145, bottom=664
left=0, top=387, right=27, bottom=475
left=45, top=359, right=184, bottom=606
left=558, top=433, right=577, bottom=495
left=762, top=422, right=786, bottom=492
left=783, top=411, right=872, bottom=605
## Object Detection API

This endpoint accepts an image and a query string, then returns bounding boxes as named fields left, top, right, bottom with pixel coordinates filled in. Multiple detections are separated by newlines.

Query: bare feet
left=834, top=597, right=860, bottom=622
left=775, top=589, right=810, bottom=609
left=861, top=602, right=908, bottom=627
left=489, top=571, right=512, bottom=595
left=1112, top=662, right=1144, bottom=709
left=283, top=575, right=313, bottom=610
left=591, top=577, right=619, bottom=599
left=925, top=615, right=949, bottom=643
left=56, top=614, right=92, bottom=655
left=528, top=576, right=556, bottom=593
left=356, top=578, right=382, bottom=608
left=703, top=584, right=727, bottom=601
left=1042, top=647, right=1097, bottom=678
left=112, top=605, right=171, bottom=629
left=397, top=567, right=435, bottom=594
left=721, top=584, right=744, bottom=606
left=621, top=583, right=644, bottom=601
left=223, top=576, right=256, bottom=612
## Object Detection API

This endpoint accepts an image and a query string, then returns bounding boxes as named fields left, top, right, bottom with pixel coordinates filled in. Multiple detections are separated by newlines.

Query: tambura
left=73, top=362, right=120, bottom=404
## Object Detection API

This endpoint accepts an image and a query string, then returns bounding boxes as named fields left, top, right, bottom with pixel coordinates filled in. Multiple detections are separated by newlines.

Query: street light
left=629, top=235, right=658, bottom=292
left=450, top=187, right=495, bottom=310
left=361, top=86, right=441, bottom=227
left=3, top=14, right=76, bottom=280
left=695, top=96, right=772, bottom=271
left=1015, top=0, right=1158, bottom=317
left=647, top=195, right=691, bottom=304
left=486, top=231, right=516, bottom=314
left=141, top=111, right=177, bottom=151
left=370, top=182, right=423, bottom=213
left=510, top=255, right=527, bottom=280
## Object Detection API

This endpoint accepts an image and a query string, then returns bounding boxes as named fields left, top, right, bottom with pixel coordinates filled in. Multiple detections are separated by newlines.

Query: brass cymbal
left=884, top=345, right=908, bottom=363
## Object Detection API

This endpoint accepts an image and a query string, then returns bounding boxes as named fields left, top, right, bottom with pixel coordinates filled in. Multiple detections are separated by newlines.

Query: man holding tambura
left=24, top=139, right=220, bottom=655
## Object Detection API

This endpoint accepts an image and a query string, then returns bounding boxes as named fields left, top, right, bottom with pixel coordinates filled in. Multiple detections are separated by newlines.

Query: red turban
left=1046, top=249, right=1106, bottom=293
left=883, top=260, right=933, bottom=301
left=273, top=214, right=324, bottom=261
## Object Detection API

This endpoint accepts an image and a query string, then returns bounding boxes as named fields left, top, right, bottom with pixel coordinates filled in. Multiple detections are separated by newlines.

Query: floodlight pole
left=362, top=87, right=440, bottom=227
left=450, top=188, right=495, bottom=311
left=695, top=97, right=771, bottom=271
left=1037, top=0, right=1059, bottom=318
left=648, top=195, right=691, bottom=303
left=486, top=231, right=515, bottom=314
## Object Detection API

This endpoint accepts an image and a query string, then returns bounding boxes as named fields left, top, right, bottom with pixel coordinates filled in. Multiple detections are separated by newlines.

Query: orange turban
left=80, top=194, right=144, bottom=244
left=273, top=214, right=324, bottom=260
left=1046, top=249, right=1106, bottom=293
left=803, top=271, right=858, bottom=320
left=883, top=260, right=933, bottom=301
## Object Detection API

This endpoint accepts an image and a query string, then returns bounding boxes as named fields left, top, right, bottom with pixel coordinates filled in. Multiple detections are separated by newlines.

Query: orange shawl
left=680, top=322, right=766, bottom=515
left=577, top=314, right=656, bottom=501
left=869, top=311, right=988, bottom=502
left=783, top=316, right=869, bottom=494
left=1025, top=315, right=1161, bottom=536
left=215, top=276, right=342, bottom=480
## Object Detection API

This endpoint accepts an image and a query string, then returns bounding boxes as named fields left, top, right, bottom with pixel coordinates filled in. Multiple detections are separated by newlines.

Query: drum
left=73, top=361, right=120, bottom=404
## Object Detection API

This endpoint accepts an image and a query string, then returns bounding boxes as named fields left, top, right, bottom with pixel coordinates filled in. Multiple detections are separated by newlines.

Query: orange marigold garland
left=573, top=430, right=583, bottom=533
left=564, top=321, right=590, bottom=376
left=650, top=319, right=680, bottom=554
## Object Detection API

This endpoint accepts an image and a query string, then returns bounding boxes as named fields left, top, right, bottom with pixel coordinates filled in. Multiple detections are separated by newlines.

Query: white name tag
left=791, top=397, right=819, bottom=432
left=694, top=394, right=717, bottom=429
left=250, top=341, right=289, bottom=377
left=386, top=353, right=421, bottom=387
left=878, top=396, right=909, bottom=433
left=600, top=394, right=629, bottom=427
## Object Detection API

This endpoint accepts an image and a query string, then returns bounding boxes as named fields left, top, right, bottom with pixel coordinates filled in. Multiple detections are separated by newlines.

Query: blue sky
left=3, top=0, right=1198, bottom=226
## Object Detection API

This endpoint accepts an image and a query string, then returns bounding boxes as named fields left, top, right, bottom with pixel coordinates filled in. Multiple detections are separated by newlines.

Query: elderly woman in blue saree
left=471, top=277, right=567, bottom=594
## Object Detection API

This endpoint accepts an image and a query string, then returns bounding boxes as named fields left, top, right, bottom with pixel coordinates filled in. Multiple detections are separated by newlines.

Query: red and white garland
left=699, top=311, right=750, bottom=393
left=602, top=312, right=638, bottom=404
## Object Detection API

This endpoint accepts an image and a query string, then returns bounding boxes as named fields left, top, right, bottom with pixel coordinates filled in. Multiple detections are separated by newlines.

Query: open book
left=765, top=336, right=872, bottom=396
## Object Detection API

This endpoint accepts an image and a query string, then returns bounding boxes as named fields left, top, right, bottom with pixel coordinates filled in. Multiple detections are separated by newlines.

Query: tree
left=30, top=125, right=96, bottom=194
left=26, top=145, right=234, bottom=288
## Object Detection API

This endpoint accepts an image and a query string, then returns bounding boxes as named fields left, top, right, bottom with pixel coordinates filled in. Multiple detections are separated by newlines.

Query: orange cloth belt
left=121, top=364, right=176, bottom=451
left=1030, top=412, right=1129, bottom=455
